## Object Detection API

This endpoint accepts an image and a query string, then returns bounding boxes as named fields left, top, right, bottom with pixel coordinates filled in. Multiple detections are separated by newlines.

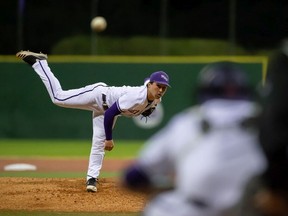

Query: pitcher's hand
left=104, top=140, right=114, bottom=151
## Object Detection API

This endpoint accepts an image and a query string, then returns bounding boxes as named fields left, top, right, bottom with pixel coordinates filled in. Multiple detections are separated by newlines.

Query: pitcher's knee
left=51, top=98, right=66, bottom=107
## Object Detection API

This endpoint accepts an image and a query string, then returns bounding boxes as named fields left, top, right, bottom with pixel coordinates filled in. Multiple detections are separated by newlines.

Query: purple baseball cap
left=149, top=71, right=171, bottom=87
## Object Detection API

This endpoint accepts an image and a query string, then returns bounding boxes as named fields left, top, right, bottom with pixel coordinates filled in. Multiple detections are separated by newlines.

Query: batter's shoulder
left=169, top=106, right=202, bottom=126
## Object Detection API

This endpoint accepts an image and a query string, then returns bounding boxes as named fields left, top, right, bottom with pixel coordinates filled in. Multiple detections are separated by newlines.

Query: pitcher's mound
left=0, top=177, right=147, bottom=212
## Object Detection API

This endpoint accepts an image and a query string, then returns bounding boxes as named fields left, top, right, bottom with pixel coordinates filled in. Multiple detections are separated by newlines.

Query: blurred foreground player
left=122, top=61, right=267, bottom=216
left=256, top=39, right=288, bottom=216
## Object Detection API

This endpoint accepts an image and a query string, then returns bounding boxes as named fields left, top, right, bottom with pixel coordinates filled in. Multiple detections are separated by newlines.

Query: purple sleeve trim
left=104, top=102, right=121, bottom=140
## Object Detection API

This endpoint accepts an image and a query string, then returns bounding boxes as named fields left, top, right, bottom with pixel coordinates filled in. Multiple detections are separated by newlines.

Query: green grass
left=0, top=139, right=143, bottom=178
left=0, top=139, right=144, bottom=158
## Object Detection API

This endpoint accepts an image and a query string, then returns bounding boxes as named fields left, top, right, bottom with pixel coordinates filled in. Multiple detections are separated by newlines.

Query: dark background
left=1, top=0, right=288, bottom=55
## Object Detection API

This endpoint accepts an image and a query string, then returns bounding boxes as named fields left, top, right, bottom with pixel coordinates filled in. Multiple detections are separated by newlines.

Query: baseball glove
left=141, top=107, right=156, bottom=117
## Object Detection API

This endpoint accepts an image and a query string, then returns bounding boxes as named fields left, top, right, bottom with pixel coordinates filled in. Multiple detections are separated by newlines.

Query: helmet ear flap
left=197, top=61, right=251, bottom=103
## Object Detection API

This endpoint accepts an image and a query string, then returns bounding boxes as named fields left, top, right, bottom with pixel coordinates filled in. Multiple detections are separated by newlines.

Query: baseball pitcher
left=16, top=50, right=170, bottom=192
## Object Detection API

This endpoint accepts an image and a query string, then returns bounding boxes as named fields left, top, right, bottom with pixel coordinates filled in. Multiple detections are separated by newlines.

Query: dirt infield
left=0, top=159, right=148, bottom=212
left=0, top=177, right=147, bottom=212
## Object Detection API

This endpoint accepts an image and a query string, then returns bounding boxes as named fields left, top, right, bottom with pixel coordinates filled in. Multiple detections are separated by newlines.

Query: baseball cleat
left=86, top=178, right=98, bottom=192
left=16, top=50, right=48, bottom=66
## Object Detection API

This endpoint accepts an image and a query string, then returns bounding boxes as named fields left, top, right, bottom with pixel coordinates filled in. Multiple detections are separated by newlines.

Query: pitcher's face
left=147, top=82, right=167, bottom=100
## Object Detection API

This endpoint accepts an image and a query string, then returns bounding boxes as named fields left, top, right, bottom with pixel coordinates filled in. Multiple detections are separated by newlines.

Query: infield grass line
left=0, top=171, right=120, bottom=178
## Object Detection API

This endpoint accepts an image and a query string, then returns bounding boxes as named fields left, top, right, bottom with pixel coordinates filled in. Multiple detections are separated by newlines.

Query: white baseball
left=91, top=16, right=107, bottom=32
